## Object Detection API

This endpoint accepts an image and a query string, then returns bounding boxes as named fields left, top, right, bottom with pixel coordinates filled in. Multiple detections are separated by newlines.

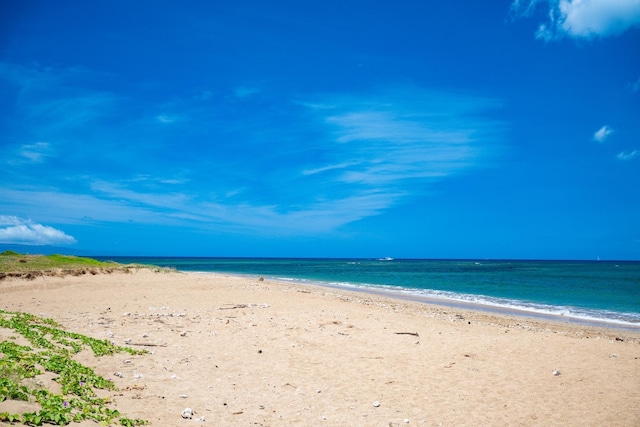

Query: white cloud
left=593, top=125, right=614, bottom=142
left=0, top=73, right=505, bottom=236
left=0, top=188, right=165, bottom=226
left=18, top=142, right=53, bottom=163
left=4, top=141, right=55, bottom=165
left=512, top=0, right=640, bottom=40
left=305, top=89, right=504, bottom=190
left=0, top=186, right=395, bottom=236
left=617, top=150, right=639, bottom=160
left=301, top=162, right=359, bottom=176
left=0, top=215, right=76, bottom=245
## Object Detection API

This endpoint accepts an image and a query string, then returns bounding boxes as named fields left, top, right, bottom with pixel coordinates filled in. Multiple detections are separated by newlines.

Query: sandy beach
left=1, top=269, right=639, bottom=426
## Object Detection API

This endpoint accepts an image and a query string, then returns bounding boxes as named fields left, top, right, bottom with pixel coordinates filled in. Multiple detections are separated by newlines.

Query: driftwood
left=217, top=303, right=270, bottom=310
left=218, top=304, right=248, bottom=310
left=394, top=332, right=419, bottom=337
left=127, top=342, right=168, bottom=347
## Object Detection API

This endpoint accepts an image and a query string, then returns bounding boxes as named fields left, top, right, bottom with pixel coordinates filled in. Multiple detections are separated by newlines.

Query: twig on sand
left=218, top=303, right=270, bottom=310
left=394, top=332, right=419, bottom=337
left=218, top=304, right=248, bottom=310
left=127, top=342, right=168, bottom=347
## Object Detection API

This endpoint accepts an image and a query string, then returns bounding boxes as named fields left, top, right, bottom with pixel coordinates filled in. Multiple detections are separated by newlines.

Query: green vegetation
left=0, top=252, right=158, bottom=424
left=0, top=252, right=117, bottom=273
left=0, top=309, right=148, bottom=426
left=0, top=252, right=169, bottom=281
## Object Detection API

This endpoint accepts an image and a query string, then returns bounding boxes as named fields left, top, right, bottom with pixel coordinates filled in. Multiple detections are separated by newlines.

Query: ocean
left=98, top=257, right=640, bottom=329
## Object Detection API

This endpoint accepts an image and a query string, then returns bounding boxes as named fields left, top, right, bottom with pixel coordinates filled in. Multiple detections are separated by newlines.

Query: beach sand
left=1, top=269, right=639, bottom=426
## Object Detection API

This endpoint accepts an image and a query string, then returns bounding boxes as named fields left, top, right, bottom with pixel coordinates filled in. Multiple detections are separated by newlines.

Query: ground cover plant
left=0, top=308, right=148, bottom=426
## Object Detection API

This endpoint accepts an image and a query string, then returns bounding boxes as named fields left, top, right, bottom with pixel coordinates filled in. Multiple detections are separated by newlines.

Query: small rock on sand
left=181, top=408, right=194, bottom=419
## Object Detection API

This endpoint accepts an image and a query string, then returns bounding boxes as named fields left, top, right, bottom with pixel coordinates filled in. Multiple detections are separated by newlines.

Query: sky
left=0, top=0, right=639, bottom=260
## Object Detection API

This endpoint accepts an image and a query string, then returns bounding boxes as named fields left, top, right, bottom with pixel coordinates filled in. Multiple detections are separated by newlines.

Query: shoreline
left=189, top=271, right=640, bottom=333
left=1, top=269, right=639, bottom=426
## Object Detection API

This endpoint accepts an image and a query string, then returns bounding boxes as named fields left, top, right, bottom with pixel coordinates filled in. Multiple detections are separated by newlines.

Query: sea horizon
left=5, top=243, right=640, bottom=262
left=94, top=254, right=639, bottom=262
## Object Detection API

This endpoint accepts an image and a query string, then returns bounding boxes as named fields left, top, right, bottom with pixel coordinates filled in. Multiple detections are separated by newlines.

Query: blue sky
left=1, top=0, right=639, bottom=259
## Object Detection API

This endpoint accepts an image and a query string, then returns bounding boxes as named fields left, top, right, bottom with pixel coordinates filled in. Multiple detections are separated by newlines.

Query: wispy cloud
left=0, top=62, right=194, bottom=181
left=27, top=94, right=117, bottom=134
left=301, top=162, right=360, bottom=176
left=0, top=61, right=506, bottom=236
left=91, top=87, right=504, bottom=234
left=593, top=125, right=614, bottom=143
left=0, top=188, right=165, bottom=226
left=512, top=0, right=640, bottom=40
left=2, top=141, right=54, bottom=167
left=0, top=63, right=121, bottom=149
left=0, top=85, right=505, bottom=236
left=0, top=185, right=397, bottom=236
left=617, top=150, right=639, bottom=160
left=0, top=215, right=76, bottom=245
left=9, top=142, right=55, bottom=164
left=303, top=89, right=504, bottom=191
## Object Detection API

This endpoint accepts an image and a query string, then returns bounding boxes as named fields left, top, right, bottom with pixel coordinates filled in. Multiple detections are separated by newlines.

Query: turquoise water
left=100, top=257, right=640, bottom=327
